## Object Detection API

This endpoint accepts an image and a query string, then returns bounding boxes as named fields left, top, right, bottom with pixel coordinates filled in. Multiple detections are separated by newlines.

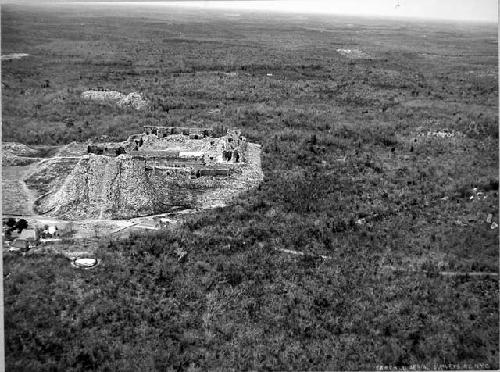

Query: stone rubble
left=336, top=48, right=372, bottom=59
left=81, top=90, right=149, bottom=110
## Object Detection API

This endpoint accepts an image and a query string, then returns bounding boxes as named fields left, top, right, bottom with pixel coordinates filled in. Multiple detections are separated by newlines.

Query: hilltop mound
left=29, top=127, right=263, bottom=220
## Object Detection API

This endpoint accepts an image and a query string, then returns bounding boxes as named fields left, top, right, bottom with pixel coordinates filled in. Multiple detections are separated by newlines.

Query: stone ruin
left=31, top=125, right=262, bottom=219
left=81, top=90, right=149, bottom=110
left=87, top=125, right=248, bottom=177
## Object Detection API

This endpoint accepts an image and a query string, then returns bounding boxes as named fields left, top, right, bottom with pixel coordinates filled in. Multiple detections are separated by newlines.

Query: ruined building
left=31, top=126, right=262, bottom=219
left=86, top=126, right=248, bottom=174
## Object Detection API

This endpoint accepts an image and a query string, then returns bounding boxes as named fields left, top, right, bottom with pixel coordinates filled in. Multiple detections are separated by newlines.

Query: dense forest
left=2, top=3, right=498, bottom=370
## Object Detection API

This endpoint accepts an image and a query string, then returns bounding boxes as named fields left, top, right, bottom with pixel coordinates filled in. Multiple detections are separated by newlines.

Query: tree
left=6, top=218, right=16, bottom=228
left=15, top=219, right=28, bottom=232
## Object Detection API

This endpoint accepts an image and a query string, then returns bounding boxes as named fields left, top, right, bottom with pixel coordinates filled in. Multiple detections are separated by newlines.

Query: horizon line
left=2, top=0, right=498, bottom=23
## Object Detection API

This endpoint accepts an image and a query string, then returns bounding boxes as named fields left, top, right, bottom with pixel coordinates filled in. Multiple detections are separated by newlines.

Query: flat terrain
left=2, top=3, right=498, bottom=371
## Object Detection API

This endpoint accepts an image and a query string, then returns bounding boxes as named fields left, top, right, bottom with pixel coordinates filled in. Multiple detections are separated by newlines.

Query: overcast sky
left=4, top=0, right=499, bottom=22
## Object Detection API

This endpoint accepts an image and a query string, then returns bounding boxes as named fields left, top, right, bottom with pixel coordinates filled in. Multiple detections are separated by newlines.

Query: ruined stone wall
left=129, top=150, right=181, bottom=158
left=137, top=134, right=213, bottom=154
left=143, top=157, right=205, bottom=168
left=89, top=128, right=244, bottom=162
left=87, top=145, right=126, bottom=156
left=144, top=126, right=216, bottom=138
left=126, top=135, right=144, bottom=152
left=196, top=143, right=263, bottom=209
left=204, top=129, right=248, bottom=164
left=193, top=168, right=231, bottom=177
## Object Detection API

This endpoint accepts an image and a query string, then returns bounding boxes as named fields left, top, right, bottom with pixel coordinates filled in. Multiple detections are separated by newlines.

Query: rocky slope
left=32, top=145, right=263, bottom=219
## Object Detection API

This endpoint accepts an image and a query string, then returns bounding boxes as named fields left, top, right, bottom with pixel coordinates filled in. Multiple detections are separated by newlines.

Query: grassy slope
left=2, top=4, right=498, bottom=371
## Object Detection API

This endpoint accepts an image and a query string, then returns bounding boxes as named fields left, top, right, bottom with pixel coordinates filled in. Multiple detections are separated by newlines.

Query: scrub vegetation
left=2, top=3, right=498, bottom=371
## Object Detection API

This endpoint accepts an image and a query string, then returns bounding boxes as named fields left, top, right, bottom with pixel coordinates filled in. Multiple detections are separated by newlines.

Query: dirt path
left=2, top=207, right=188, bottom=240
left=39, top=156, right=83, bottom=161
left=275, top=248, right=498, bottom=278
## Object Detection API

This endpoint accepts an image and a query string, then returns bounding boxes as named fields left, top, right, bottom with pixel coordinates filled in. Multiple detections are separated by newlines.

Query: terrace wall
left=143, top=126, right=217, bottom=138
left=87, top=145, right=126, bottom=156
